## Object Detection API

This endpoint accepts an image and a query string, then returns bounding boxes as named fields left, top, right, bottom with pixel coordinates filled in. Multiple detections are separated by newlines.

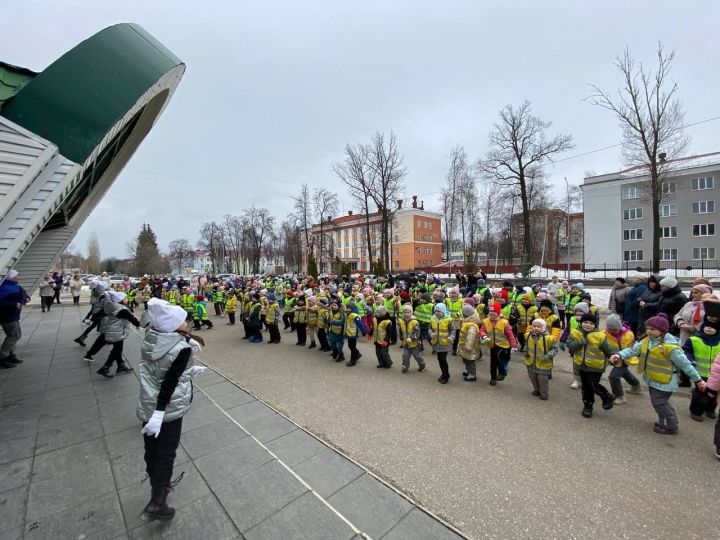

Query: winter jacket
left=0, top=280, right=26, bottom=323
left=624, top=282, right=647, bottom=324
left=608, top=284, right=629, bottom=314
left=706, top=353, right=720, bottom=404
left=70, top=278, right=83, bottom=296
left=638, top=286, right=662, bottom=321
left=458, top=314, right=482, bottom=361
left=674, top=300, right=705, bottom=345
left=100, top=302, right=140, bottom=343
left=656, top=285, right=688, bottom=335
left=39, top=280, right=54, bottom=297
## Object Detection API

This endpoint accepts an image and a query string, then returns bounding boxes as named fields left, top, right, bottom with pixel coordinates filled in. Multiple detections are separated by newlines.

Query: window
left=393, top=235, right=399, bottom=242
left=394, top=260, right=400, bottom=268
left=623, top=229, right=643, bottom=241
left=693, top=247, right=716, bottom=260
left=693, top=200, right=715, bottom=214
left=660, top=203, right=677, bottom=217
left=428, top=221, right=433, bottom=229
left=622, top=186, right=639, bottom=199
left=423, top=221, right=427, bottom=228
left=416, top=234, right=421, bottom=240
left=428, top=247, right=433, bottom=254
left=418, top=259, right=422, bottom=267
left=416, top=247, right=421, bottom=253
left=692, top=177, right=715, bottom=191
left=692, top=224, right=715, bottom=236
left=661, top=181, right=676, bottom=195
left=623, top=250, right=643, bottom=262
left=417, top=220, right=422, bottom=228
left=660, top=249, right=678, bottom=261
left=623, top=208, right=643, bottom=220
left=660, top=226, right=677, bottom=238
left=393, top=247, right=399, bottom=255
left=423, top=235, right=428, bottom=241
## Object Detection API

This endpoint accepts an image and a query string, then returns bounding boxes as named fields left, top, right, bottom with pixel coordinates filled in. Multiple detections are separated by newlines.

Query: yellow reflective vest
left=398, top=318, right=419, bottom=348
left=638, top=338, right=680, bottom=384
left=525, top=333, right=554, bottom=371
left=570, top=330, right=609, bottom=371
left=430, top=317, right=453, bottom=347
left=482, top=318, right=511, bottom=349
left=374, top=318, right=391, bottom=344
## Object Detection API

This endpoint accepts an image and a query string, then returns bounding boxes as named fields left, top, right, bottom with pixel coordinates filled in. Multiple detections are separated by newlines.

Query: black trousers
left=437, top=351, right=449, bottom=379
left=317, top=328, right=329, bottom=350
left=283, top=312, right=294, bottom=330
left=53, top=288, right=61, bottom=303
left=489, top=348, right=509, bottom=380
left=579, top=370, right=612, bottom=407
left=41, top=297, right=53, bottom=311
left=295, top=323, right=307, bottom=345
left=347, top=338, right=360, bottom=362
left=690, top=378, right=716, bottom=416
left=143, top=417, right=183, bottom=489
left=102, top=341, right=125, bottom=369
left=388, top=317, right=397, bottom=344
left=80, top=319, right=99, bottom=339
left=268, top=324, right=281, bottom=343
left=228, top=312, right=236, bottom=325
left=87, top=333, right=108, bottom=356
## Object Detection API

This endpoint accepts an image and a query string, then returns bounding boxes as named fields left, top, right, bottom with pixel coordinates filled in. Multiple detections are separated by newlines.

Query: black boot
left=74, top=336, right=86, bottom=346
left=142, top=486, right=175, bottom=521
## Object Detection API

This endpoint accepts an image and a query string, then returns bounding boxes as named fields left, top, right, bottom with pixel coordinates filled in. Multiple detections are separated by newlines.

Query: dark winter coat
left=638, top=286, right=663, bottom=322
left=657, top=285, right=688, bottom=335
left=0, top=280, right=27, bottom=323
left=624, top=282, right=647, bottom=324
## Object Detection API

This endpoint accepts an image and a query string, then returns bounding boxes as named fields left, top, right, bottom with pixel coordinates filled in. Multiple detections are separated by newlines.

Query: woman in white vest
left=138, top=299, right=205, bottom=521
left=95, top=291, right=140, bottom=378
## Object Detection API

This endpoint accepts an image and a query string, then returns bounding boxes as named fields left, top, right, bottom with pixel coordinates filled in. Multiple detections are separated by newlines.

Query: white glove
left=190, top=365, right=207, bottom=377
left=511, top=347, right=519, bottom=353
left=188, top=338, right=202, bottom=354
left=141, top=410, right=165, bottom=438
left=480, top=336, right=491, bottom=344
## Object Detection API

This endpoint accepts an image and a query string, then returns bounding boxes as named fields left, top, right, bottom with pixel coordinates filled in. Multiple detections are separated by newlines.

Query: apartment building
left=310, top=196, right=442, bottom=272
left=582, top=152, right=720, bottom=265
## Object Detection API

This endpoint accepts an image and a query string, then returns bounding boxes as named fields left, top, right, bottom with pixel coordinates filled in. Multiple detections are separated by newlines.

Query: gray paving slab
left=180, top=417, right=247, bottom=459
left=31, top=437, right=108, bottom=483
left=129, top=493, right=239, bottom=540
left=118, top=461, right=211, bottom=531
left=0, top=457, right=32, bottom=493
left=192, top=371, right=225, bottom=387
left=0, top=436, right=36, bottom=465
left=328, top=473, right=414, bottom=539
left=0, top=418, right=38, bottom=441
left=197, top=380, right=241, bottom=399
left=178, top=402, right=225, bottom=432
left=292, top=448, right=364, bottom=498
left=24, top=491, right=126, bottom=540
left=0, top=485, right=27, bottom=534
left=265, top=427, right=328, bottom=467
left=212, top=387, right=257, bottom=409
left=245, top=491, right=356, bottom=540
left=41, top=381, right=94, bottom=402
left=101, top=410, right=141, bottom=435
left=225, top=399, right=275, bottom=424
left=242, top=412, right=297, bottom=443
left=382, top=507, right=463, bottom=539
left=214, top=459, right=308, bottom=532
left=35, top=415, right=104, bottom=454
left=193, top=436, right=274, bottom=489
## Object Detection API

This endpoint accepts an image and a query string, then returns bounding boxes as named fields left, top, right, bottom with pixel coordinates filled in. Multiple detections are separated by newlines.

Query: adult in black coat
left=638, top=275, right=662, bottom=334
left=656, top=276, right=688, bottom=336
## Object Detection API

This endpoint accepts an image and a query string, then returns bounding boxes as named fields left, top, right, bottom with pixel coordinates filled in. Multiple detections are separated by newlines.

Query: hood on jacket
left=142, top=329, right=186, bottom=361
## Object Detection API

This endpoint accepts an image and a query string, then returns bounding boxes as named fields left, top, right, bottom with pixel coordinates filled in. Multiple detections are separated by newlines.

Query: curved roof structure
left=0, top=24, right=184, bottom=292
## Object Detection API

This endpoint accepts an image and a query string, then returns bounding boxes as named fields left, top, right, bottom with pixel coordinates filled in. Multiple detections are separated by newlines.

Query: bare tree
left=168, top=238, right=193, bottom=274
left=198, top=222, right=224, bottom=273
left=589, top=44, right=689, bottom=272
left=313, top=187, right=339, bottom=274
left=278, top=219, right=302, bottom=272
left=334, top=143, right=377, bottom=272
left=366, top=131, right=406, bottom=273
left=477, top=101, right=573, bottom=275
left=242, top=206, right=275, bottom=274
left=291, top=183, right=313, bottom=269
left=86, top=234, right=102, bottom=274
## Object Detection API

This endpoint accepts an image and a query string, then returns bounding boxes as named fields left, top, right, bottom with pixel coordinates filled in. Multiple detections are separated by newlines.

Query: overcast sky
left=5, top=1, right=719, bottom=258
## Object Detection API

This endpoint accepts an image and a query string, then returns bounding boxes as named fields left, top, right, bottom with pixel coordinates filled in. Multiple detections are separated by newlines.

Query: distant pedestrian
left=0, top=269, right=28, bottom=368
left=608, top=277, right=629, bottom=317
left=70, top=274, right=83, bottom=305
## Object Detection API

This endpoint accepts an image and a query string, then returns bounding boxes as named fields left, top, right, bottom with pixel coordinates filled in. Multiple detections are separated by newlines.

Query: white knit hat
left=5, top=269, right=18, bottom=280
left=659, top=276, right=678, bottom=289
left=108, top=291, right=126, bottom=303
left=148, top=300, right=187, bottom=333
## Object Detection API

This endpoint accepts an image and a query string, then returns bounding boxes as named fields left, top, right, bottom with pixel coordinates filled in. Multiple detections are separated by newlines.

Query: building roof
left=0, top=62, right=36, bottom=110
left=584, top=150, right=720, bottom=185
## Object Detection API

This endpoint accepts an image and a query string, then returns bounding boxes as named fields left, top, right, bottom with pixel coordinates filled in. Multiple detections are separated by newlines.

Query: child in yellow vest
left=306, top=296, right=319, bottom=349
left=458, top=304, right=482, bottom=382
left=398, top=304, right=425, bottom=374
left=525, top=318, right=558, bottom=400
left=611, top=313, right=705, bottom=434
left=373, top=305, right=393, bottom=369
left=344, top=301, right=366, bottom=366
left=225, top=291, right=237, bottom=326
left=567, top=313, right=616, bottom=418
left=480, top=304, right=518, bottom=386
left=266, top=294, right=281, bottom=344
left=510, top=294, right=537, bottom=352
left=429, top=303, right=456, bottom=384
left=604, top=314, right=641, bottom=404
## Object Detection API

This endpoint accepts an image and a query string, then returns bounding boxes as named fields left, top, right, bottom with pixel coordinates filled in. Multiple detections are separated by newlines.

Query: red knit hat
left=500, top=289, right=509, bottom=300
left=195, top=295, right=204, bottom=301
left=490, top=303, right=501, bottom=314
left=400, top=290, right=410, bottom=300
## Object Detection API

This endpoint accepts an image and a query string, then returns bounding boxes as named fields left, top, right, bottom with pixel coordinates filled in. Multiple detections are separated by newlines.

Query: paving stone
left=0, top=485, right=27, bottom=534
left=0, top=457, right=32, bottom=493
left=327, top=474, right=413, bottom=539
left=118, top=462, right=210, bottom=531
left=194, top=436, right=273, bottom=489
left=41, top=381, right=94, bottom=402
left=0, top=418, right=38, bottom=442
left=0, top=436, right=36, bottom=465
left=214, top=459, right=307, bottom=532
left=382, top=507, right=463, bottom=540
left=129, top=493, right=238, bottom=540
left=213, top=388, right=256, bottom=410
left=243, top=413, right=297, bottom=443
left=45, top=373, right=92, bottom=390
left=192, top=371, right=225, bottom=387
left=196, top=380, right=239, bottom=399
left=293, top=449, right=364, bottom=498
left=265, top=428, right=328, bottom=467
left=225, top=400, right=275, bottom=425
left=38, top=406, right=100, bottom=432
left=99, top=395, right=140, bottom=418
left=31, top=438, right=108, bottom=482
left=41, top=391, right=98, bottom=415
left=27, top=460, right=115, bottom=520
left=245, top=491, right=356, bottom=540
left=179, top=403, right=226, bottom=433
left=24, top=491, right=126, bottom=540
left=180, top=417, right=247, bottom=459
left=35, top=415, right=104, bottom=454
left=94, top=380, right=140, bottom=402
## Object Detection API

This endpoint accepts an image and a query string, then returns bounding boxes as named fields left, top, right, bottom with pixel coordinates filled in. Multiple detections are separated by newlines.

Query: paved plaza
left=0, top=303, right=463, bottom=539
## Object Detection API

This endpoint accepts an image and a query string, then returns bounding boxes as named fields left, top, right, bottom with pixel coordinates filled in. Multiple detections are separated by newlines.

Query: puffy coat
left=657, top=286, right=688, bottom=335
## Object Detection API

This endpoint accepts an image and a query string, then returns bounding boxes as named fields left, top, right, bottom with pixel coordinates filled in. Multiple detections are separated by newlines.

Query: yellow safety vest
left=515, top=304, right=537, bottom=331
left=571, top=330, right=608, bottom=371
left=374, top=318, right=391, bottom=344
left=689, top=336, right=720, bottom=379
left=638, top=338, right=680, bottom=384
left=430, top=317, right=452, bottom=347
left=398, top=318, right=419, bottom=348
left=605, top=330, right=639, bottom=365
left=458, top=320, right=481, bottom=353
left=344, top=312, right=360, bottom=337
left=266, top=303, right=278, bottom=324
left=294, top=306, right=307, bottom=324
left=307, top=306, right=319, bottom=326
left=525, top=333, right=554, bottom=371
left=482, top=318, right=511, bottom=348
left=445, top=298, right=463, bottom=321
left=329, top=311, right=345, bottom=334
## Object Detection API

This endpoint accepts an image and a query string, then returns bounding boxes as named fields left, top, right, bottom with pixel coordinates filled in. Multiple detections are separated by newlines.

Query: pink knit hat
left=645, top=313, right=670, bottom=333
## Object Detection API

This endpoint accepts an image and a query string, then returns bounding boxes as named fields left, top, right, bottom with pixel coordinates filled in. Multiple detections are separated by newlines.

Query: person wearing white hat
left=75, top=279, right=110, bottom=346
left=138, top=301, right=205, bottom=521
left=0, top=269, right=29, bottom=369
left=86, top=291, right=140, bottom=377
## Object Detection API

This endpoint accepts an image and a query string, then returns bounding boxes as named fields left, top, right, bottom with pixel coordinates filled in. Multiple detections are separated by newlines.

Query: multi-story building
left=511, top=209, right=584, bottom=264
left=583, top=152, right=720, bottom=265
left=310, top=196, right=442, bottom=272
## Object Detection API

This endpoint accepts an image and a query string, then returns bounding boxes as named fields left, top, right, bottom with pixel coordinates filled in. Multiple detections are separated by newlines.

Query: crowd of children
left=78, top=272, right=720, bottom=459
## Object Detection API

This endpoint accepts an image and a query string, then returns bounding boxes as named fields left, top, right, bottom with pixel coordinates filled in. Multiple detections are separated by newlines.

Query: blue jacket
left=0, top=280, right=26, bottom=323
left=624, top=282, right=647, bottom=324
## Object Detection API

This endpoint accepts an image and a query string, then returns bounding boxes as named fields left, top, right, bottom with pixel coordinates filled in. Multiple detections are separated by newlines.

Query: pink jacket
left=707, top=352, right=720, bottom=403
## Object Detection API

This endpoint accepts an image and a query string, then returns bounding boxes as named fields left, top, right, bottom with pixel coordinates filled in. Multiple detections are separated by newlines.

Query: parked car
left=393, top=270, right=427, bottom=286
